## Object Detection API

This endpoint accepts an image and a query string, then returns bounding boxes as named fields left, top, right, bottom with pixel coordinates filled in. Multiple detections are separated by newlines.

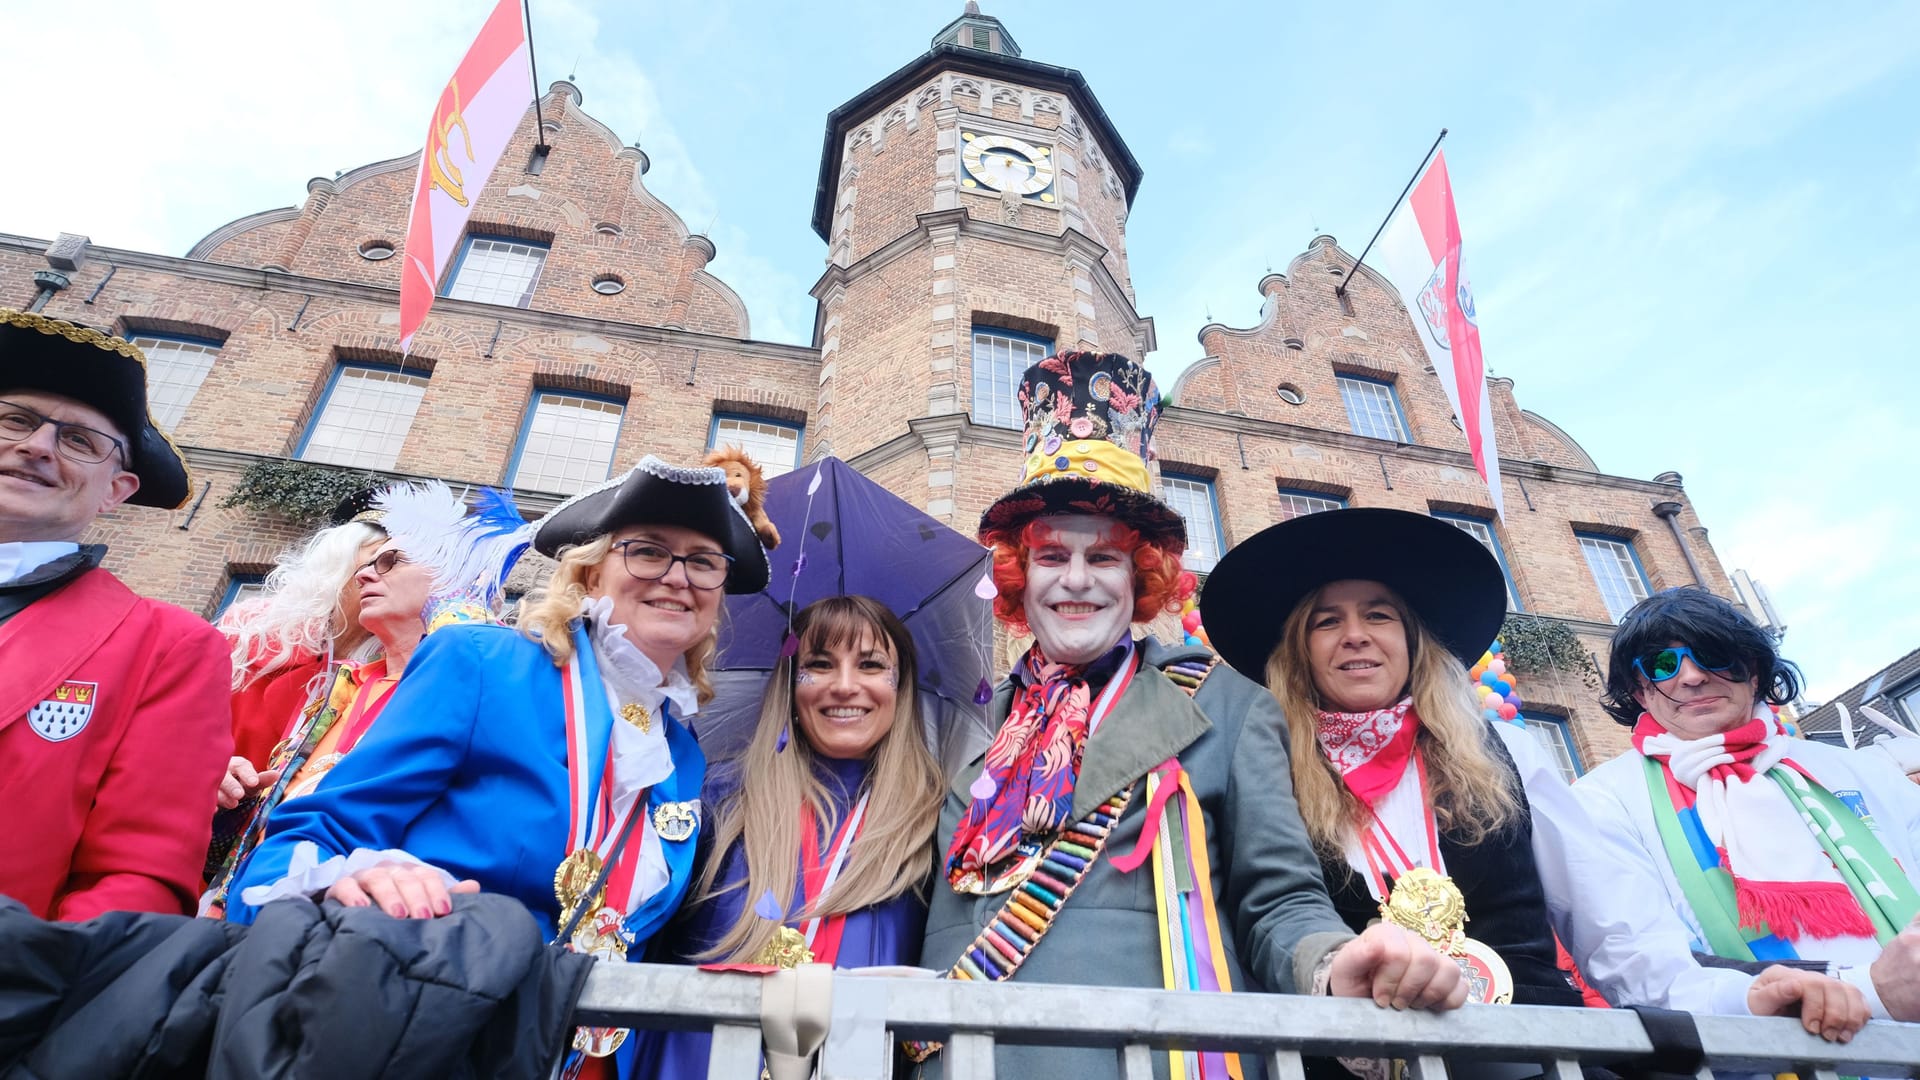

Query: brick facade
left=0, top=11, right=1747, bottom=774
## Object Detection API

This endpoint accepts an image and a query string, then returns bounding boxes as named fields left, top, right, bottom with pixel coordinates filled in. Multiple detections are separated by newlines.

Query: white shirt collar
left=0, top=541, right=80, bottom=585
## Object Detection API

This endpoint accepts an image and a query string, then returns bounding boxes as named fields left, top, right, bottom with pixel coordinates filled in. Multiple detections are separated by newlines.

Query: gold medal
left=751, top=925, right=816, bottom=969
left=619, top=701, right=651, bottom=734
left=553, top=848, right=605, bottom=927
left=573, top=1024, right=629, bottom=1058
left=1379, top=867, right=1513, bottom=1005
left=652, top=800, right=698, bottom=843
left=570, top=904, right=630, bottom=962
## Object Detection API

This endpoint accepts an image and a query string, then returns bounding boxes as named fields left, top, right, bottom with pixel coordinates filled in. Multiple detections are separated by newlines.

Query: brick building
left=0, top=5, right=1745, bottom=775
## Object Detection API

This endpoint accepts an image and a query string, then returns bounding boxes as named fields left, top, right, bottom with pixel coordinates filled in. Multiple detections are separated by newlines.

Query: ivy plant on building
left=1498, top=613, right=1602, bottom=689
left=219, top=459, right=382, bottom=524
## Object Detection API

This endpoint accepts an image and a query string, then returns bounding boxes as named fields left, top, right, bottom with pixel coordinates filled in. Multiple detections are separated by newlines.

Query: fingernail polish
left=388, top=904, right=405, bottom=917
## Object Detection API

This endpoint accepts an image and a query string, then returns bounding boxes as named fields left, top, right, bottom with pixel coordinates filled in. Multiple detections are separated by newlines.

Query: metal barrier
left=575, top=962, right=1920, bottom=1080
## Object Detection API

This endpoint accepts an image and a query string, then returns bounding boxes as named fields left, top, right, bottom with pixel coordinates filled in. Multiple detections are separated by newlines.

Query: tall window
left=1520, top=713, right=1583, bottom=784
left=1435, top=512, right=1522, bottom=611
left=1578, top=533, right=1651, bottom=623
left=971, top=327, right=1051, bottom=429
left=1160, top=472, right=1223, bottom=573
left=1898, top=681, right=1920, bottom=730
left=444, top=236, right=548, bottom=308
left=1337, top=375, right=1409, bottom=442
left=1276, top=487, right=1345, bottom=521
left=510, top=392, right=624, bottom=494
left=131, top=334, right=221, bottom=431
left=216, top=573, right=266, bottom=617
left=709, top=415, right=802, bottom=478
left=297, top=365, right=430, bottom=470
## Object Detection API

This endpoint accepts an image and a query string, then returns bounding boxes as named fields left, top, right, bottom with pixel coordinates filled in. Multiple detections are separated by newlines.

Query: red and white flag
left=1375, top=150, right=1504, bottom=519
left=398, top=0, right=532, bottom=354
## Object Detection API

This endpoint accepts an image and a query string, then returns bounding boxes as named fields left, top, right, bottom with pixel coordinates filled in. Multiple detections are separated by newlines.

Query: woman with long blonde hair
left=638, top=594, right=943, bottom=1080
left=1202, top=508, right=1819, bottom=1029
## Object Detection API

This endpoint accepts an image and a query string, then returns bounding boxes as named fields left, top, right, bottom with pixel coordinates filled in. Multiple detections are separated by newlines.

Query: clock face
left=960, top=132, right=1057, bottom=200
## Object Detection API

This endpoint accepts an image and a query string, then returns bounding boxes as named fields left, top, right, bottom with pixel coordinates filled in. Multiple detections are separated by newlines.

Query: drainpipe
left=1652, top=500, right=1705, bottom=587
left=26, top=270, right=69, bottom=312
left=29, top=232, right=90, bottom=312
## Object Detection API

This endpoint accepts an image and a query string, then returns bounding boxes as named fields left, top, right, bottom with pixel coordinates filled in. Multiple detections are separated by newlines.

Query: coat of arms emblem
left=28, top=680, right=98, bottom=742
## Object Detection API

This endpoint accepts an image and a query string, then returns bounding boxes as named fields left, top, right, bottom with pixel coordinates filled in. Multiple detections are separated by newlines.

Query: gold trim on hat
left=0, top=308, right=146, bottom=361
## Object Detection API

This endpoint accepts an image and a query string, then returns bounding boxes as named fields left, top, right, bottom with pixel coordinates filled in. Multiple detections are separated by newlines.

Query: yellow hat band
left=1021, top=438, right=1152, bottom=495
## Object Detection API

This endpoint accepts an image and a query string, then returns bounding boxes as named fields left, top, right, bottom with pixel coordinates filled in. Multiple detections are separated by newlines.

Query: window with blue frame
left=1519, top=712, right=1583, bottom=784
left=509, top=390, right=625, bottom=494
left=129, top=333, right=223, bottom=432
left=971, top=325, right=1052, bottom=429
left=1276, top=487, right=1346, bottom=521
left=1159, top=472, right=1224, bottom=573
left=443, top=235, right=549, bottom=308
left=1336, top=374, right=1410, bottom=442
left=1434, top=511, right=1522, bottom=611
left=1577, top=532, right=1651, bottom=623
left=709, top=414, right=802, bottom=478
left=216, top=573, right=266, bottom=618
left=297, top=363, right=430, bottom=470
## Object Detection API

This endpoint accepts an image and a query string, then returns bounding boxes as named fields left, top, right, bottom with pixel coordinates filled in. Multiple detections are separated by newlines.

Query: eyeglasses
left=0, top=399, right=127, bottom=466
left=613, top=540, right=733, bottom=590
left=1633, top=644, right=1737, bottom=683
left=356, top=549, right=409, bottom=577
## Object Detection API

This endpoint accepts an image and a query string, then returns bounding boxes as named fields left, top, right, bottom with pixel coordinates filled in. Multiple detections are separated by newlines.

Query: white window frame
left=709, top=415, right=803, bottom=479
left=1520, top=714, right=1583, bottom=784
left=509, top=391, right=625, bottom=494
left=1160, top=472, right=1223, bottom=574
left=296, top=365, right=430, bottom=470
left=1337, top=374, right=1409, bottom=442
left=1578, top=534, right=1651, bottom=623
left=130, top=334, right=222, bottom=432
left=1436, top=513, right=1522, bottom=611
left=443, top=236, right=549, bottom=308
left=971, top=327, right=1051, bottom=429
left=1277, top=488, right=1345, bottom=521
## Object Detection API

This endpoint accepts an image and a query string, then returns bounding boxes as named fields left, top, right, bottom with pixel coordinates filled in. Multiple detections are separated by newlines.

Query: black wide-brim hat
left=533, top=455, right=770, bottom=594
left=1200, top=508, right=1507, bottom=679
left=0, top=309, right=193, bottom=509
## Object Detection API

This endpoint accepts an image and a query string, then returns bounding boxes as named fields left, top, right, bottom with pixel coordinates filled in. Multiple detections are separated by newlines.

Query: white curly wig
left=219, top=519, right=386, bottom=690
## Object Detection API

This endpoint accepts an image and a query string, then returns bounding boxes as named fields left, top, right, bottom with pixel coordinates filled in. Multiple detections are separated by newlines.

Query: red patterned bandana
left=945, top=644, right=1127, bottom=887
left=1315, top=697, right=1420, bottom=806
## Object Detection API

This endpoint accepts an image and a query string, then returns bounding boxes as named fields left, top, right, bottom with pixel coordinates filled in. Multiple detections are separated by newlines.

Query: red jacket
left=0, top=567, right=233, bottom=919
left=230, top=650, right=327, bottom=769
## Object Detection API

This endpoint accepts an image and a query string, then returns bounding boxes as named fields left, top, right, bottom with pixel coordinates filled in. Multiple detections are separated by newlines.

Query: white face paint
left=1023, top=514, right=1136, bottom=666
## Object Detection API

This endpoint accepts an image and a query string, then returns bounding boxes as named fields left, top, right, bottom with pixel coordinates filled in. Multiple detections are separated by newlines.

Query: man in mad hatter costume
left=0, top=309, right=232, bottom=920
left=912, top=352, right=1466, bottom=1080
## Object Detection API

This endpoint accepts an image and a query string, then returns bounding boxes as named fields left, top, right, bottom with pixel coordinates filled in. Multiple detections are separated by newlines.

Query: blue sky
left=2, top=1, right=1915, bottom=700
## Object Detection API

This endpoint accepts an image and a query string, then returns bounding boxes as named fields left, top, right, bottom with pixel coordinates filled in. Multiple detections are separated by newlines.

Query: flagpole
left=523, top=0, right=548, bottom=152
left=1336, top=128, right=1446, bottom=298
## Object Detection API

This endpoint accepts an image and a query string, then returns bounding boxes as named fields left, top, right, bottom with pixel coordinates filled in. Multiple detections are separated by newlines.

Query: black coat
left=0, top=893, right=595, bottom=1079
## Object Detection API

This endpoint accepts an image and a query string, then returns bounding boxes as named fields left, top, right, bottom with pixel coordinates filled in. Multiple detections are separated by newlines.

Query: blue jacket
left=228, top=622, right=706, bottom=950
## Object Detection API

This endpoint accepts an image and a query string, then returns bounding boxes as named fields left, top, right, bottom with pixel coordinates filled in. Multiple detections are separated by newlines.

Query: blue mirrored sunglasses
left=1633, top=645, right=1735, bottom=683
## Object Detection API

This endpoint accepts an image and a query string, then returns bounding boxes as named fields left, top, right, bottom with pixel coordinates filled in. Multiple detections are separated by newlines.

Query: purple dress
left=633, top=753, right=930, bottom=1080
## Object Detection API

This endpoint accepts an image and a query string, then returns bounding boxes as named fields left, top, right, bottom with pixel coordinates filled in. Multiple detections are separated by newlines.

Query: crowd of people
left=3, top=310, right=1917, bottom=1078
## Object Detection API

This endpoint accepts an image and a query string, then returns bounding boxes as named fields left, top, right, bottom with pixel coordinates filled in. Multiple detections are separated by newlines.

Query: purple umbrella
left=700, top=457, right=995, bottom=778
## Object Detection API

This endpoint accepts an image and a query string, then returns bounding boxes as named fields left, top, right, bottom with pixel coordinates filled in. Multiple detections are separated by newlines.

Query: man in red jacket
left=0, top=308, right=231, bottom=920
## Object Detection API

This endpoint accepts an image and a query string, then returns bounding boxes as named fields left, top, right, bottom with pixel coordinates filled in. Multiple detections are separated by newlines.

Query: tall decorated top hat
left=977, top=350, right=1185, bottom=550
left=0, top=308, right=193, bottom=509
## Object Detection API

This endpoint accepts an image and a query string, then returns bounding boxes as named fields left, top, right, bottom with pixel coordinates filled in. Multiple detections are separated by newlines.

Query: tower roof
left=929, top=2, right=1021, bottom=57
left=810, top=15, right=1143, bottom=240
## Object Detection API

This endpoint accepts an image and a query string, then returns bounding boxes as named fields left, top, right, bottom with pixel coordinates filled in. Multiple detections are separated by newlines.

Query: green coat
left=917, top=637, right=1353, bottom=1079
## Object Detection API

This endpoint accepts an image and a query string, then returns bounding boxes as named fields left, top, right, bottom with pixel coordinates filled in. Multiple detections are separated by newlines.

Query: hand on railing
left=1327, top=923, right=1467, bottom=1011
left=1871, top=911, right=1920, bottom=1022
left=324, top=860, right=480, bottom=919
left=1747, top=965, right=1868, bottom=1042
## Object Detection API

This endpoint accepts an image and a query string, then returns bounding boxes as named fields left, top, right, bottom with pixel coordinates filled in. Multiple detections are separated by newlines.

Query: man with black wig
left=1576, top=587, right=1920, bottom=1022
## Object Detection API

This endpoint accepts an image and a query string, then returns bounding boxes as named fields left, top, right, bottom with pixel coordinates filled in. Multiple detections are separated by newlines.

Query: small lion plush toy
left=704, top=445, right=781, bottom=551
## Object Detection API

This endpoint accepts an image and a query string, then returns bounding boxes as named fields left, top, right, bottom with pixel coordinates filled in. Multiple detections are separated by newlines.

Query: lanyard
left=561, top=643, right=651, bottom=915
left=1084, top=640, right=1139, bottom=737
left=332, top=661, right=399, bottom=755
left=1356, top=753, right=1444, bottom=903
left=797, top=791, right=871, bottom=965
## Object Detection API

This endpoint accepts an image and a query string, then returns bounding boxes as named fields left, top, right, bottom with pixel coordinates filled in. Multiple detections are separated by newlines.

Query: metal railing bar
left=1543, top=1057, right=1583, bottom=1080
left=1405, top=1053, right=1450, bottom=1080
left=945, top=1032, right=997, bottom=1080
left=1269, top=1049, right=1309, bottom=1080
left=1121, top=1042, right=1154, bottom=1080
left=707, top=1023, right=763, bottom=1080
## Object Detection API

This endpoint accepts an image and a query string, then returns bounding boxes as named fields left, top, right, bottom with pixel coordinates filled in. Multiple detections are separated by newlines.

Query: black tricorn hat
left=1200, top=508, right=1508, bottom=679
left=533, top=455, right=770, bottom=594
left=0, top=308, right=193, bottom=509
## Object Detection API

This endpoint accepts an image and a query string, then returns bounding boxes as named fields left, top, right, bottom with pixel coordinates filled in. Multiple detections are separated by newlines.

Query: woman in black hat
left=229, top=455, right=770, bottom=1076
left=1202, top=509, right=1866, bottom=1036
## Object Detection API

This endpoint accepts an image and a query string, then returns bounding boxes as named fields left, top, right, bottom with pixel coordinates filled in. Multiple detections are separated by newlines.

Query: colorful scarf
left=945, top=643, right=1128, bottom=886
left=1635, top=711, right=1888, bottom=943
left=1315, top=697, right=1419, bottom=806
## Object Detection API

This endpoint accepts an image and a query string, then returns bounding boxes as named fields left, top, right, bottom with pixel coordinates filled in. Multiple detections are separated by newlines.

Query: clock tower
left=808, top=3, right=1155, bottom=527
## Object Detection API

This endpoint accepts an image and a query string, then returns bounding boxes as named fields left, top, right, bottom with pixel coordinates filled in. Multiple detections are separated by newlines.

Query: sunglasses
left=1633, top=644, right=1737, bottom=683
left=356, top=549, right=409, bottom=577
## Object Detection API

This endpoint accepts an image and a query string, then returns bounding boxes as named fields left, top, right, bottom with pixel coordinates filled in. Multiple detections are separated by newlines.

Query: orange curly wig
left=983, top=518, right=1195, bottom=634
